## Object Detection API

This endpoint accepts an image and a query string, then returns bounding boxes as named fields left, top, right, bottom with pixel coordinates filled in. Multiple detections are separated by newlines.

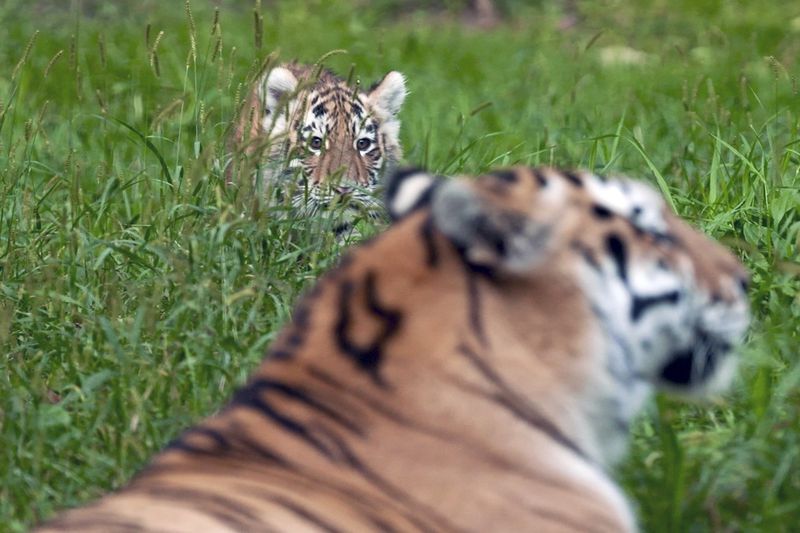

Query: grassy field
left=1, top=0, right=798, bottom=530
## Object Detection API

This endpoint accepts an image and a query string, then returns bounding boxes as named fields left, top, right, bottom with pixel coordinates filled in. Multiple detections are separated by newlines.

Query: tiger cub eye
left=356, top=138, right=372, bottom=151
left=309, top=136, right=323, bottom=150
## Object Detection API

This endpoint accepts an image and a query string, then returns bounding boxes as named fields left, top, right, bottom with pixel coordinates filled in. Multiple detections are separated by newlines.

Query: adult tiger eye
left=309, top=136, right=323, bottom=150
left=356, top=138, right=371, bottom=151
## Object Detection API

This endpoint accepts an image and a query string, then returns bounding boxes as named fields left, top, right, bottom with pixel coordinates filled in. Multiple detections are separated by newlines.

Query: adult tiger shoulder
left=38, top=166, right=750, bottom=532
left=228, top=61, right=407, bottom=227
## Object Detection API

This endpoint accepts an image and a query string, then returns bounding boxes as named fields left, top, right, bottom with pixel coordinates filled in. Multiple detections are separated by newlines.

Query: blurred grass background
left=1, top=0, right=798, bottom=530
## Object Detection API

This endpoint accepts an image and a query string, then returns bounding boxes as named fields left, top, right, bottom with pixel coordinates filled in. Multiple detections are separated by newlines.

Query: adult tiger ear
left=261, top=66, right=299, bottom=115
left=385, top=168, right=441, bottom=221
left=431, top=176, right=556, bottom=274
left=368, top=71, right=407, bottom=117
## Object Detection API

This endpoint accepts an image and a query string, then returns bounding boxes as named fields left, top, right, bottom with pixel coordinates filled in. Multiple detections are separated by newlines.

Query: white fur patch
left=368, top=71, right=407, bottom=117
left=544, top=429, right=638, bottom=532
left=585, top=175, right=668, bottom=234
left=262, top=67, right=299, bottom=114
left=390, top=173, right=434, bottom=217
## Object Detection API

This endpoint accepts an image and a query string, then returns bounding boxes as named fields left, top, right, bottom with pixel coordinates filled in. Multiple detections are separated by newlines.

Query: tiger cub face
left=232, top=62, right=407, bottom=230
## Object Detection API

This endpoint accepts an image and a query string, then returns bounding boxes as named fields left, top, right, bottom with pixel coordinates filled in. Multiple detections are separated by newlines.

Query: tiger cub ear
left=261, top=66, right=299, bottom=115
left=385, top=168, right=441, bottom=221
left=431, top=178, right=554, bottom=273
left=368, top=71, right=407, bottom=117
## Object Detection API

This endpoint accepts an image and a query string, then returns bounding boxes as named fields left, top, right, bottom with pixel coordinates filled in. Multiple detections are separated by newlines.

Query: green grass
left=1, top=0, right=798, bottom=531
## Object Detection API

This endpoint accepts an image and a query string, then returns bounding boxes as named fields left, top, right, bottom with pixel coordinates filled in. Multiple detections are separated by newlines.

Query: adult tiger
left=38, top=166, right=750, bottom=532
left=228, top=61, right=407, bottom=235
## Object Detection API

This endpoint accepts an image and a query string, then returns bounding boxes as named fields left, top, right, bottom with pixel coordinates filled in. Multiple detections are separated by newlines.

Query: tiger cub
left=229, top=61, right=407, bottom=234
left=38, top=167, right=750, bottom=532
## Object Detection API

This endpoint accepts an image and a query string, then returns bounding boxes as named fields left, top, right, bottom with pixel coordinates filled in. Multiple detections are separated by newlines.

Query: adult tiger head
left=38, top=167, right=749, bottom=532
left=390, top=168, right=749, bottom=406
left=231, top=62, right=407, bottom=229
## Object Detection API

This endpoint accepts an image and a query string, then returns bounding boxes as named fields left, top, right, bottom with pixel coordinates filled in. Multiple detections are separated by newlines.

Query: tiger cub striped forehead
left=258, top=64, right=406, bottom=187
left=299, top=91, right=378, bottom=139
left=296, top=87, right=385, bottom=182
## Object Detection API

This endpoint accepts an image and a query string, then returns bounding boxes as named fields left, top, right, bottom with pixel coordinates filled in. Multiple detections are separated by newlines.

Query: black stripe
left=489, top=169, right=518, bottom=183
left=265, top=494, right=345, bottom=533
left=310, top=364, right=560, bottom=496
left=457, top=343, right=587, bottom=460
left=532, top=168, right=548, bottom=187
left=229, top=380, right=365, bottom=463
left=305, top=366, right=590, bottom=509
left=652, top=231, right=679, bottom=245
left=591, top=203, right=614, bottom=219
left=605, top=233, right=628, bottom=282
left=160, top=420, right=294, bottom=470
left=140, top=486, right=261, bottom=531
left=306, top=364, right=462, bottom=445
left=233, top=378, right=364, bottom=436
left=562, top=170, right=583, bottom=187
left=334, top=271, right=402, bottom=386
left=385, top=167, right=427, bottom=220
left=268, top=348, right=294, bottom=359
left=453, top=240, right=496, bottom=278
left=312, top=428, right=465, bottom=533
left=166, top=427, right=231, bottom=455
left=420, top=215, right=439, bottom=267
left=233, top=432, right=294, bottom=467
left=230, top=384, right=346, bottom=461
left=312, top=86, right=340, bottom=99
left=465, top=268, right=487, bottom=346
left=570, top=241, right=600, bottom=271
left=305, top=364, right=548, bottom=484
left=285, top=332, right=303, bottom=348
left=630, top=290, right=681, bottom=321
left=233, top=459, right=415, bottom=533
